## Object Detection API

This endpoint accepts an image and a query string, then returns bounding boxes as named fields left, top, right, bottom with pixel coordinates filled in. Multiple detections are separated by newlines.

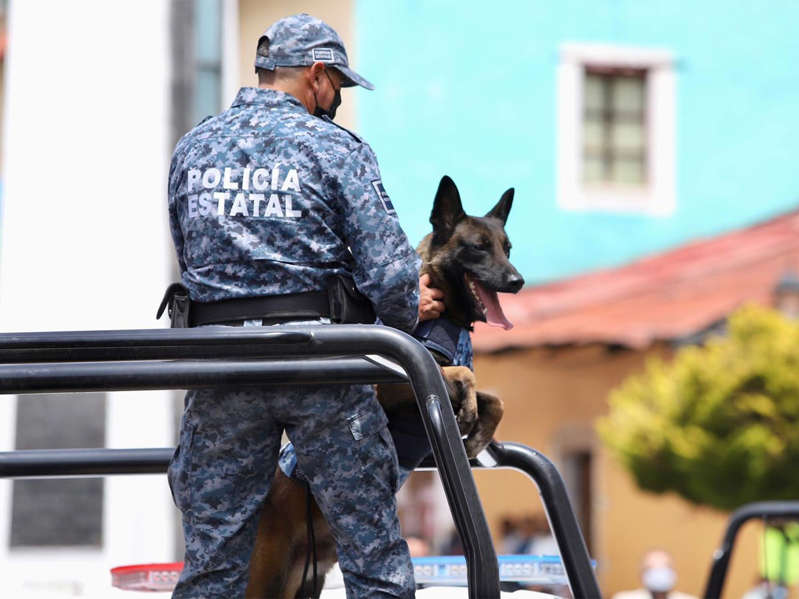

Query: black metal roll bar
left=0, top=324, right=601, bottom=598
left=703, top=501, right=799, bottom=599
left=486, top=442, right=599, bottom=598
left=0, top=441, right=602, bottom=598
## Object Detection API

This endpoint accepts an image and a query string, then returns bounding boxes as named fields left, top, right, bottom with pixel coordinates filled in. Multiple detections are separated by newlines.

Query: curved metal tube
left=0, top=324, right=499, bottom=599
left=0, top=358, right=406, bottom=394
left=0, top=439, right=604, bottom=596
left=703, top=501, right=799, bottom=599
left=0, top=447, right=172, bottom=478
left=484, top=442, right=601, bottom=599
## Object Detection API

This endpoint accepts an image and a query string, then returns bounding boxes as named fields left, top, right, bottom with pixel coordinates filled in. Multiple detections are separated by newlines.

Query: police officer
left=166, top=13, right=427, bottom=598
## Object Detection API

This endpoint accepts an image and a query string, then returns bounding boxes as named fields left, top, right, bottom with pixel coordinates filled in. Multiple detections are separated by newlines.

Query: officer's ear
left=308, top=62, right=326, bottom=90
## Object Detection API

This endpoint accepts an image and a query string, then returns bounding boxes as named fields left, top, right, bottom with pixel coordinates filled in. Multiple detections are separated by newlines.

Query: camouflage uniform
left=280, top=323, right=473, bottom=486
left=167, top=14, right=420, bottom=599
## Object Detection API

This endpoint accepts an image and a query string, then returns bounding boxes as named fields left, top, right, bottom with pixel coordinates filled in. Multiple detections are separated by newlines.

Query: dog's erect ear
left=430, top=176, right=466, bottom=245
left=485, top=188, right=514, bottom=225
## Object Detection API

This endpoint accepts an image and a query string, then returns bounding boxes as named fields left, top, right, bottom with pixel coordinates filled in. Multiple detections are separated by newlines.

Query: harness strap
left=412, top=317, right=463, bottom=366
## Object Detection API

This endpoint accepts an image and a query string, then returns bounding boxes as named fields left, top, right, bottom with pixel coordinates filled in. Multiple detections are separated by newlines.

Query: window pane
left=611, top=121, right=645, bottom=152
left=611, top=158, right=646, bottom=185
left=612, top=76, right=645, bottom=114
left=11, top=479, right=103, bottom=547
left=583, top=119, right=604, bottom=151
left=584, top=73, right=604, bottom=112
left=191, top=0, right=222, bottom=126
left=11, top=393, right=106, bottom=547
left=582, top=69, right=648, bottom=187
left=194, top=69, right=221, bottom=125
left=194, top=0, right=221, bottom=64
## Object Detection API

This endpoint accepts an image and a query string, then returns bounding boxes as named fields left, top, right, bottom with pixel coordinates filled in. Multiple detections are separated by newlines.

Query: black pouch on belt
left=156, top=283, right=191, bottom=328
left=327, top=275, right=376, bottom=324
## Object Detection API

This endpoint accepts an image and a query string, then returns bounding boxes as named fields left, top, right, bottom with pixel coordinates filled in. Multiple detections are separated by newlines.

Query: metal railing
left=0, top=324, right=601, bottom=598
left=703, top=501, right=799, bottom=599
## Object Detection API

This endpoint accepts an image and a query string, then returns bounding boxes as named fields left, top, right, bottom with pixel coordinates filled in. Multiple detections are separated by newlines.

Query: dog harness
left=412, top=317, right=466, bottom=367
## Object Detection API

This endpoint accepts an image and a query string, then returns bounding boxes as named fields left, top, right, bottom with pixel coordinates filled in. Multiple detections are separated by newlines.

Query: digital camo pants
left=168, top=379, right=415, bottom=598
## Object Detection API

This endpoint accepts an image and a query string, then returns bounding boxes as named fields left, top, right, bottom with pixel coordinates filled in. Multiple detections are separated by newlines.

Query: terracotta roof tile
left=473, top=207, right=799, bottom=352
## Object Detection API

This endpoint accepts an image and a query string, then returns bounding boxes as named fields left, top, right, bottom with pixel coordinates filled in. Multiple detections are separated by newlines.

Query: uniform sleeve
left=335, top=144, right=421, bottom=332
left=167, top=149, right=188, bottom=274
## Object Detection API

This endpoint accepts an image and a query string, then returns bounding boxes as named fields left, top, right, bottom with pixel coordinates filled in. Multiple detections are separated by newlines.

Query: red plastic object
left=110, top=562, right=184, bottom=592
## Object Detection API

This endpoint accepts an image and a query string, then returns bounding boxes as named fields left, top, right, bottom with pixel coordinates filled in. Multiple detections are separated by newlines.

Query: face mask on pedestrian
left=313, top=69, right=341, bottom=120
left=642, top=566, right=676, bottom=593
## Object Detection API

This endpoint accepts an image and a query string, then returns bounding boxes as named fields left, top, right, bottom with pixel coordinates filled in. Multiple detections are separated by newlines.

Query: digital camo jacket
left=168, top=86, right=421, bottom=332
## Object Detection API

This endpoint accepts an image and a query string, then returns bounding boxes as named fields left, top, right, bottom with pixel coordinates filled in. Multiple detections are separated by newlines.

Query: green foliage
left=598, top=305, right=799, bottom=511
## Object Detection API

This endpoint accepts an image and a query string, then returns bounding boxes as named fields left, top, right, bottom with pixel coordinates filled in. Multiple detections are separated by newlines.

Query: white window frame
left=557, top=43, right=676, bottom=216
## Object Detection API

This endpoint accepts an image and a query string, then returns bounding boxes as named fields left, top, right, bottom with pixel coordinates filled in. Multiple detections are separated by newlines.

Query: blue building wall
left=353, top=0, right=799, bottom=284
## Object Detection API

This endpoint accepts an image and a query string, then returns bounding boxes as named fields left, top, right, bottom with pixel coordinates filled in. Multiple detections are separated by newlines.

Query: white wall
left=0, top=1, right=175, bottom=596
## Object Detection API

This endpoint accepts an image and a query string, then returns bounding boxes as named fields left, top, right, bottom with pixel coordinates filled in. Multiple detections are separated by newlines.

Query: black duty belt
left=157, top=276, right=376, bottom=328
left=189, top=291, right=331, bottom=327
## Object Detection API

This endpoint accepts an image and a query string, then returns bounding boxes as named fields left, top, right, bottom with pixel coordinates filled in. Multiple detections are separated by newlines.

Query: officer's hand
left=419, top=273, right=445, bottom=321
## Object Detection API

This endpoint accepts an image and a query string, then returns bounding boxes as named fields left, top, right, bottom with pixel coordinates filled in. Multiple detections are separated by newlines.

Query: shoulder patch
left=371, top=180, right=396, bottom=215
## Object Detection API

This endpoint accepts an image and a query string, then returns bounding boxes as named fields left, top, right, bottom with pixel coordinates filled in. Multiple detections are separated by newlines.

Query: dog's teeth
left=466, top=276, right=486, bottom=313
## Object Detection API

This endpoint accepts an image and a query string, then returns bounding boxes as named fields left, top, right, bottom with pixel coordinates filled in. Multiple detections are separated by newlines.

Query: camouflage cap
left=255, top=13, right=375, bottom=91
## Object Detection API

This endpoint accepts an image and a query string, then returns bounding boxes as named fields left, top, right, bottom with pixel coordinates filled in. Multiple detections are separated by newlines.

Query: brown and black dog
left=245, top=175, right=523, bottom=598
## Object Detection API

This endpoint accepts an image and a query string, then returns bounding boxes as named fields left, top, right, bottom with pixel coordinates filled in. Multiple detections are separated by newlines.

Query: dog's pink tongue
left=474, top=281, right=514, bottom=330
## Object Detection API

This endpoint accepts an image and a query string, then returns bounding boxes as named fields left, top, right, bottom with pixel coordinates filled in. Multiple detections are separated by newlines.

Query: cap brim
left=336, top=65, right=375, bottom=90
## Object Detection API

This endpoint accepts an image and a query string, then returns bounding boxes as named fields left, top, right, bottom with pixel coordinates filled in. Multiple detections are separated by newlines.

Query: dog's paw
left=463, top=391, right=504, bottom=458
left=464, top=433, right=493, bottom=458
left=442, top=366, right=478, bottom=436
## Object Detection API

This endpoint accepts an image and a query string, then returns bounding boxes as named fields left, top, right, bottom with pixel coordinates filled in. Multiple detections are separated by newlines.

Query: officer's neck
left=258, top=81, right=314, bottom=114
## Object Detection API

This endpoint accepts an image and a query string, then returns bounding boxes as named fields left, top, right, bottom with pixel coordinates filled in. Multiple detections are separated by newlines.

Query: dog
left=245, top=175, right=523, bottom=598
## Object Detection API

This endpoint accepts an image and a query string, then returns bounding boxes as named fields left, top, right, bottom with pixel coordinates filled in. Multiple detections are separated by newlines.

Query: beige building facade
left=473, top=344, right=760, bottom=598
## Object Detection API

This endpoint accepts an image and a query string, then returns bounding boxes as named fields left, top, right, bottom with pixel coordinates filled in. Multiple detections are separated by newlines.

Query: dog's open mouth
left=465, top=274, right=513, bottom=330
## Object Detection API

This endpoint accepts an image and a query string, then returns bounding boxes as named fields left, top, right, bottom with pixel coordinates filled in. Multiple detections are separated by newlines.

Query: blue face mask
left=642, top=566, right=676, bottom=593
left=313, top=70, right=341, bottom=120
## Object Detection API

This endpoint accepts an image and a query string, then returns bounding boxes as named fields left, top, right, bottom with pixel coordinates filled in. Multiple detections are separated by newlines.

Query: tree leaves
left=598, top=305, right=799, bottom=511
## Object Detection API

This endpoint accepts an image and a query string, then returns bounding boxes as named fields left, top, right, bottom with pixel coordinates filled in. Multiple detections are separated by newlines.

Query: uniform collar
left=230, top=87, right=307, bottom=113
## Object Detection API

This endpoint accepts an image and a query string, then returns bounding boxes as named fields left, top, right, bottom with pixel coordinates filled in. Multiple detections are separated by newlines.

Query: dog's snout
left=504, top=272, right=524, bottom=293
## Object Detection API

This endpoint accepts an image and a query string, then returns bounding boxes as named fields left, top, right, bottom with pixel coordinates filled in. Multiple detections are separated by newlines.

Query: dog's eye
left=473, top=240, right=491, bottom=252
left=504, top=243, right=511, bottom=257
